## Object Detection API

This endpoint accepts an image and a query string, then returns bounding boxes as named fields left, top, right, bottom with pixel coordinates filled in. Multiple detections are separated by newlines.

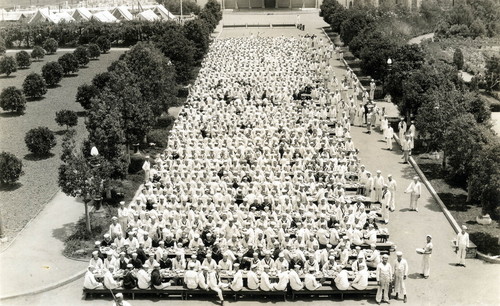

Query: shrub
left=22, top=73, right=47, bottom=98
left=43, top=38, right=58, bottom=54
left=73, top=45, right=90, bottom=67
left=31, top=46, right=45, bottom=61
left=58, top=53, right=79, bottom=75
left=155, top=115, right=175, bottom=128
left=0, top=56, right=17, bottom=76
left=129, top=154, right=147, bottom=174
left=55, top=110, right=78, bottom=129
left=0, top=37, right=5, bottom=55
left=41, top=61, right=64, bottom=87
left=75, top=83, right=98, bottom=110
left=87, top=43, right=101, bottom=59
left=0, top=152, right=24, bottom=184
left=16, top=50, right=31, bottom=68
left=96, top=36, right=111, bottom=54
left=0, top=86, right=26, bottom=113
left=147, top=128, right=170, bottom=147
left=453, top=48, right=464, bottom=70
left=25, top=126, right=56, bottom=155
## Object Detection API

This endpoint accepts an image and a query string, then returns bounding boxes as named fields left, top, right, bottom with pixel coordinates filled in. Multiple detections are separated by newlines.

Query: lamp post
left=383, top=57, right=393, bottom=98
left=89, top=146, right=103, bottom=212
left=180, top=0, right=183, bottom=23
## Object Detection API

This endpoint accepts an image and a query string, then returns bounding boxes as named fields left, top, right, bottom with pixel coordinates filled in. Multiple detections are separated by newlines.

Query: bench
left=233, top=288, right=287, bottom=301
left=83, top=286, right=185, bottom=300
left=292, top=284, right=378, bottom=300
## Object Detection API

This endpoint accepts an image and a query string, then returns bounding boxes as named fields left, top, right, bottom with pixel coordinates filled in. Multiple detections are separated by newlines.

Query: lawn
left=0, top=50, right=124, bottom=250
left=414, top=156, right=500, bottom=256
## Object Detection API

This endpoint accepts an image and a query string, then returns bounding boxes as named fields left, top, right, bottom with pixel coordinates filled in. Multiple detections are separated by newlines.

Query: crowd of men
left=79, top=33, right=468, bottom=305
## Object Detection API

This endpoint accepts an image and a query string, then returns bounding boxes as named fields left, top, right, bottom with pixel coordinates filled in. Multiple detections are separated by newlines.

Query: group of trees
left=435, top=0, right=500, bottom=38
left=320, top=0, right=500, bottom=216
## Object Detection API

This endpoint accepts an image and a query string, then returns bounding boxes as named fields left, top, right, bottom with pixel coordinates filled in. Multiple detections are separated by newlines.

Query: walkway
left=0, top=191, right=88, bottom=299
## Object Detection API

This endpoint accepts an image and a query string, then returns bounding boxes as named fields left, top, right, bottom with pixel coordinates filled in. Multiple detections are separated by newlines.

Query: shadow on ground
left=0, top=182, right=23, bottom=192
left=24, top=152, right=55, bottom=161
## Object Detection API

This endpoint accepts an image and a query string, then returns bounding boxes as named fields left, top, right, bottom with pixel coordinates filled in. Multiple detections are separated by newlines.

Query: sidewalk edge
left=0, top=269, right=86, bottom=301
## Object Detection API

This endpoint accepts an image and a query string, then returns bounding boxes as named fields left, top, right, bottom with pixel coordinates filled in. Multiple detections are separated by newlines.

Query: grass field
left=0, top=50, right=124, bottom=247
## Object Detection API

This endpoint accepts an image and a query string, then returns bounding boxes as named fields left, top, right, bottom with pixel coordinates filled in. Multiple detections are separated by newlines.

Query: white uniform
left=351, top=269, right=369, bottom=290
left=247, top=270, right=260, bottom=289
left=83, top=271, right=103, bottom=289
left=334, top=270, right=350, bottom=290
left=456, top=232, right=469, bottom=265
left=273, top=271, right=289, bottom=291
left=259, top=271, right=274, bottom=291
left=230, top=270, right=244, bottom=291
left=304, top=273, right=321, bottom=290
left=393, top=258, right=408, bottom=296
left=387, top=179, right=397, bottom=210
left=422, top=242, right=433, bottom=277
left=381, top=190, right=391, bottom=223
left=289, top=269, right=304, bottom=290
left=376, top=262, right=393, bottom=303
left=136, top=269, right=151, bottom=289
left=184, top=270, right=199, bottom=289
left=405, top=181, right=422, bottom=210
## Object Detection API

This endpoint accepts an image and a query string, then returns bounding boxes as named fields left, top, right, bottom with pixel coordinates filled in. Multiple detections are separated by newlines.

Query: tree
left=96, top=36, right=111, bottom=54
left=154, top=27, right=197, bottom=83
left=183, top=19, right=211, bottom=62
left=469, top=140, right=500, bottom=216
left=61, top=129, right=77, bottom=162
left=203, top=0, right=222, bottom=24
left=0, top=152, right=24, bottom=185
left=43, top=38, right=58, bottom=54
left=41, top=61, right=64, bottom=87
left=76, top=83, right=99, bottom=110
left=443, top=113, right=493, bottom=185
left=31, top=46, right=46, bottom=61
left=484, top=55, right=500, bottom=92
left=0, top=86, right=26, bottom=113
left=25, top=126, right=56, bottom=155
left=122, top=42, right=177, bottom=116
left=0, top=37, right=5, bottom=55
left=73, top=45, right=90, bottom=67
left=22, top=73, right=47, bottom=98
left=55, top=109, right=78, bottom=130
left=357, top=31, right=399, bottom=81
left=58, top=53, right=79, bottom=75
left=0, top=56, right=17, bottom=76
left=59, top=147, right=110, bottom=234
left=87, top=44, right=101, bottom=59
left=340, top=10, right=374, bottom=45
left=320, top=0, right=347, bottom=33
left=453, top=48, right=464, bottom=70
left=15, top=51, right=31, bottom=69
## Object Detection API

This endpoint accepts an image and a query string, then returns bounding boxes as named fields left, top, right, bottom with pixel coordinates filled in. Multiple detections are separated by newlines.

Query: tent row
left=24, top=5, right=176, bottom=24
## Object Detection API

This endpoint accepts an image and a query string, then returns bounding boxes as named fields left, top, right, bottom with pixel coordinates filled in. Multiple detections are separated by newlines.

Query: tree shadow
left=424, top=197, right=444, bottom=212
left=399, top=166, right=417, bottom=180
left=0, top=112, right=23, bottom=118
left=438, top=193, right=470, bottom=212
left=76, top=111, right=87, bottom=117
left=64, top=73, right=79, bottom=78
left=27, top=96, right=45, bottom=102
left=24, top=152, right=55, bottom=161
left=54, top=130, right=67, bottom=136
left=0, top=182, right=23, bottom=192
left=399, top=208, right=412, bottom=212
left=52, top=222, right=77, bottom=242
left=47, top=84, right=62, bottom=89
left=0, top=75, right=16, bottom=79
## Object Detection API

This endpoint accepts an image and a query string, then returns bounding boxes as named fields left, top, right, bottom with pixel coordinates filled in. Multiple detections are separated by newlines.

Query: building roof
left=152, top=4, right=175, bottom=20
left=72, top=7, right=92, bottom=21
left=111, top=6, right=134, bottom=21
left=137, top=9, right=160, bottom=22
left=91, top=10, right=118, bottom=23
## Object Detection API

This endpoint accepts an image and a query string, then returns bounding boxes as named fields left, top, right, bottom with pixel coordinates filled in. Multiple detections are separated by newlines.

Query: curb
left=477, top=251, right=500, bottom=264
left=0, top=269, right=86, bottom=301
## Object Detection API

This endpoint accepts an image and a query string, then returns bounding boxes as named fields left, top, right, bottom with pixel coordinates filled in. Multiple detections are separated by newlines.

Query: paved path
left=0, top=191, right=88, bottom=299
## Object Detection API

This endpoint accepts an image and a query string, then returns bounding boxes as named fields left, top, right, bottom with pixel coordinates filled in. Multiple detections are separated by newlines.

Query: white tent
left=72, top=8, right=92, bottom=21
left=50, top=12, right=75, bottom=23
left=136, top=9, right=160, bottom=21
left=111, top=6, right=134, bottom=21
left=91, top=11, right=118, bottom=23
left=152, top=4, right=175, bottom=20
left=0, top=10, right=30, bottom=22
left=28, top=9, right=52, bottom=24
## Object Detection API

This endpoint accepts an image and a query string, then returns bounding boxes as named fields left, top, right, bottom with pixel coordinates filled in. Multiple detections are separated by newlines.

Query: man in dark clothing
left=151, top=264, right=171, bottom=289
left=130, top=253, right=143, bottom=269
left=122, top=264, right=137, bottom=289
left=159, top=254, right=172, bottom=270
